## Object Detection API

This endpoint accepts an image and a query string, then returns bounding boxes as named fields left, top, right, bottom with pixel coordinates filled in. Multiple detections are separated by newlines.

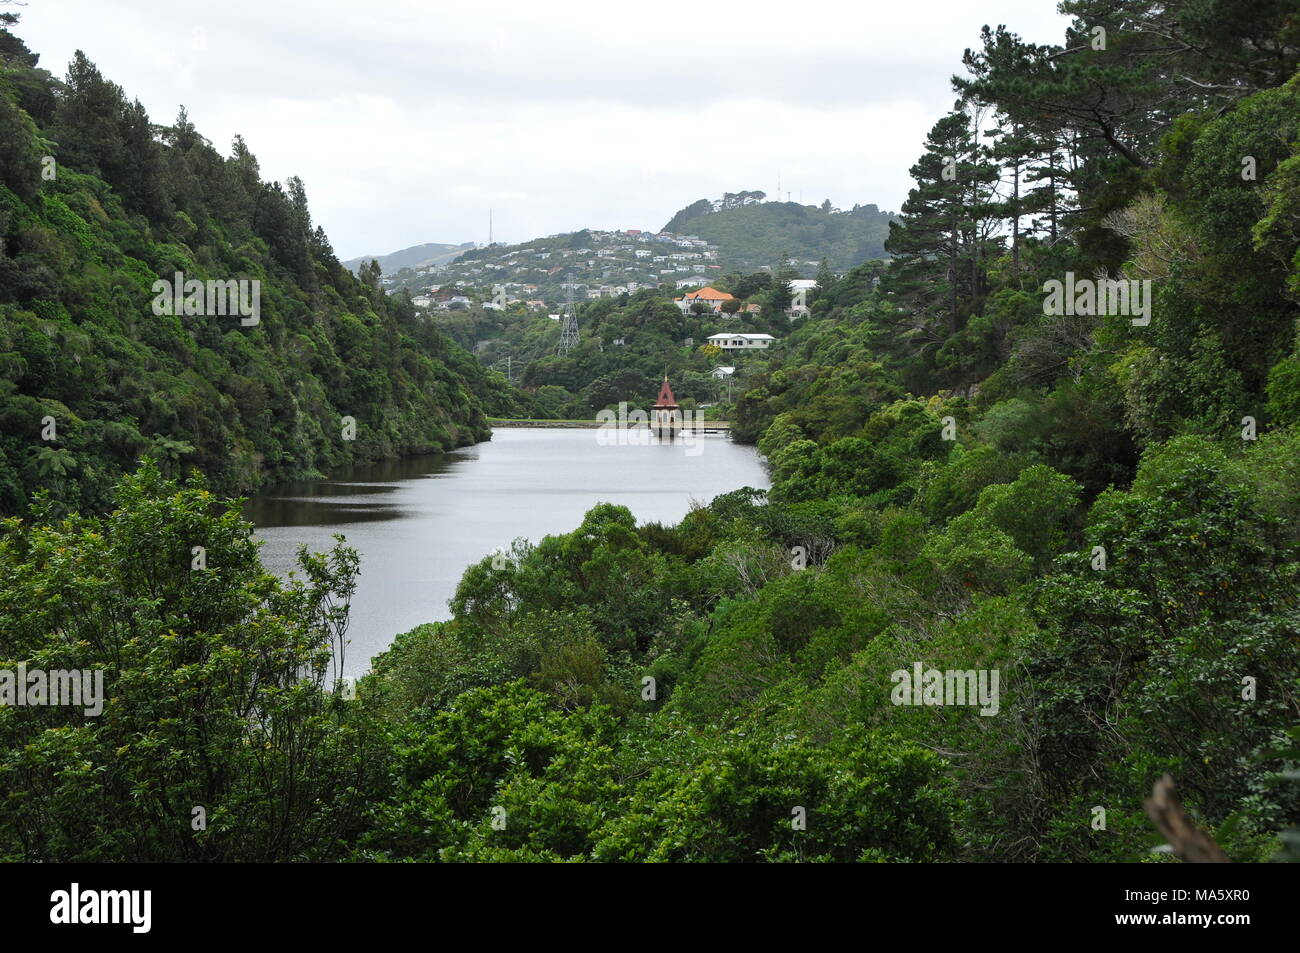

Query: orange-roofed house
left=674, top=286, right=735, bottom=314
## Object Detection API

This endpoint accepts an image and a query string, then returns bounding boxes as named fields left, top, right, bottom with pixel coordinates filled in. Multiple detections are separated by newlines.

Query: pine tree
left=770, top=251, right=796, bottom=312
left=815, top=258, right=834, bottom=297
left=884, top=104, right=1001, bottom=344
left=54, top=51, right=127, bottom=180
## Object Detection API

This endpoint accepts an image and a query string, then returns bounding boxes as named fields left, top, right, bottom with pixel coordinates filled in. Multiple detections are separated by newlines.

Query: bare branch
left=1144, top=774, right=1230, bottom=863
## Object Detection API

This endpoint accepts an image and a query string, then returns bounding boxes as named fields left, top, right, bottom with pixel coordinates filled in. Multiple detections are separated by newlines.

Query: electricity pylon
left=557, top=282, right=579, bottom=356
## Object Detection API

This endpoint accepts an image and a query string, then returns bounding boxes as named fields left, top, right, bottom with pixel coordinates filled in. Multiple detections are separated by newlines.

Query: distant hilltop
left=343, top=241, right=475, bottom=275
left=376, top=227, right=725, bottom=303
left=370, top=192, right=896, bottom=303
left=662, top=193, right=897, bottom=273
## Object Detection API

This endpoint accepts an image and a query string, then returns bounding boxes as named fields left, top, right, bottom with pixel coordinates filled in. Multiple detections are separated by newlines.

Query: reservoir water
left=246, top=427, right=769, bottom=676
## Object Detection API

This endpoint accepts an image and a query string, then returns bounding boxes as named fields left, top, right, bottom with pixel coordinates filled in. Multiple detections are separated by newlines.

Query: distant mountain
left=663, top=196, right=897, bottom=273
left=370, top=193, right=897, bottom=303
left=344, top=241, right=475, bottom=274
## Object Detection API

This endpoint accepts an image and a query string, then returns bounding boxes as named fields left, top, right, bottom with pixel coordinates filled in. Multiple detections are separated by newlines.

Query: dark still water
left=246, top=427, right=769, bottom=677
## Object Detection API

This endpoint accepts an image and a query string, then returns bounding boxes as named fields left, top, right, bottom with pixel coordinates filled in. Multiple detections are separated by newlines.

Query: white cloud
left=15, top=0, right=1071, bottom=259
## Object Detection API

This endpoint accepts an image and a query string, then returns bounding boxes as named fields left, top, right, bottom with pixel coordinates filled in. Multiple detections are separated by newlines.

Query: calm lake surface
left=246, top=427, right=769, bottom=677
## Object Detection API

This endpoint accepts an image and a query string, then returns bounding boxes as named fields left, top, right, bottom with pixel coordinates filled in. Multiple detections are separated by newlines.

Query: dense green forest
left=0, top=29, right=537, bottom=515
left=662, top=196, right=895, bottom=272
left=4, top=1, right=1300, bottom=863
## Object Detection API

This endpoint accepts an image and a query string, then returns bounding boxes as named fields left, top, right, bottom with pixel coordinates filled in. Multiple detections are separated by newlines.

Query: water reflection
left=247, top=428, right=768, bottom=677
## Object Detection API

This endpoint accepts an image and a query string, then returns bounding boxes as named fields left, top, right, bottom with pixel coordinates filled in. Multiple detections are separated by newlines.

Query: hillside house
left=707, top=332, right=774, bottom=351
left=675, top=286, right=736, bottom=313
left=789, top=278, right=817, bottom=318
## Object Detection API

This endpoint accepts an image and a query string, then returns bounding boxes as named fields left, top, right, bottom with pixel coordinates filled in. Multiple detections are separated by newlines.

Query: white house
left=711, top=366, right=736, bottom=378
left=788, top=278, right=817, bottom=317
left=707, top=333, right=775, bottom=351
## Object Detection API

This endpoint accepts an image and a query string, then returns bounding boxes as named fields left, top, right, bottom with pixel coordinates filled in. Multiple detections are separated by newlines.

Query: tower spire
left=652, top=373, right=681, bottom=435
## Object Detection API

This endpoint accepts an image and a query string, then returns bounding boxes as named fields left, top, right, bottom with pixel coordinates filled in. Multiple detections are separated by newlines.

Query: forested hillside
left=442, top=266, right=822, bottom=418
left=0, top=29, right=526, bottom=514
left=662, top=195, right=895, bottom=272
left=3, top=1, right=1300, bottom=865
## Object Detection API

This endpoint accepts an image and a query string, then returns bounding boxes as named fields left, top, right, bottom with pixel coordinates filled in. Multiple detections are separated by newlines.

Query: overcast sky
left=16, top=0, right=1071, bottom=261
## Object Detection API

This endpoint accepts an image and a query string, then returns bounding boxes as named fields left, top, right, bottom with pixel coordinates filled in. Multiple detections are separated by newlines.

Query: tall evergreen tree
left=815, top=258, right=835, bottom=298
left=884, top=104, right=1001, bottom=351
left=770, top=251, right=796, bottom=312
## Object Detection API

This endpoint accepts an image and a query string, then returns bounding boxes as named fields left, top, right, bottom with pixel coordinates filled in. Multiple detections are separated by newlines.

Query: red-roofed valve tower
left=651, top=375, right=681, bottom=436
